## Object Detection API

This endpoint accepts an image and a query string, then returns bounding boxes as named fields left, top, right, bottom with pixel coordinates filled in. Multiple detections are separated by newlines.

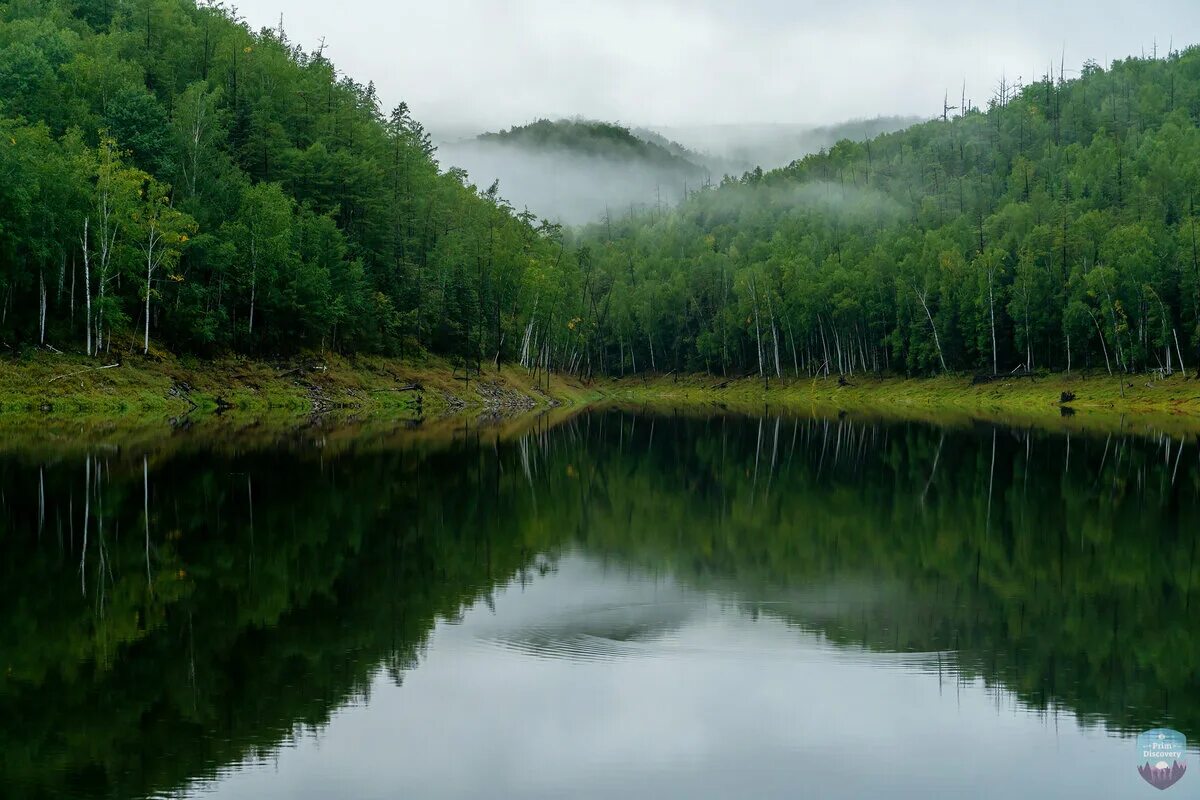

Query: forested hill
left=0, top=0, right=565, bottom=359
left=478, top=119, right=704, bottom=173
left=577, top=51, right=1200, bottom=378
left=3, top=0, right=1200, bottom=384
left=437, top=119, right=709, bottom=225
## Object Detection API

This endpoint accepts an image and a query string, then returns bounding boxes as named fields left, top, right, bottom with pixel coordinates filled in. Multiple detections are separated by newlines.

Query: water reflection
left=0, top=411, right=1197, bottom=798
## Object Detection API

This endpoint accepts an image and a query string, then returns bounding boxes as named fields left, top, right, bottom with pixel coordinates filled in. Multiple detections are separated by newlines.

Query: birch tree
left=133, top=179, right=195, bottom=353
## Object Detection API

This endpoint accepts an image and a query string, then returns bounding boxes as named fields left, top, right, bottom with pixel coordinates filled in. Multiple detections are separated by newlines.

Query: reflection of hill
left=563, top=412, right=1200, bottom=739
left=473, top=556, right=697, bottom=662
left=0, top=410, right=1197, bottom=796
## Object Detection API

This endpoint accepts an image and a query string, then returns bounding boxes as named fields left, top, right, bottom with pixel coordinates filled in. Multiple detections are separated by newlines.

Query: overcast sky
left=232, top=0, right=1200, bottom=134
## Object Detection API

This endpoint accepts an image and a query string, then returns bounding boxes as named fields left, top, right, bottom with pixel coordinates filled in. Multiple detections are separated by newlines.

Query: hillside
left=0, top=0, right=563, bottom=364
left=479, top=118, right=704, bottom=171
left=2, top=0, right=1200, bottom=392
left=437, top=118, right=709, bottom=224
left=568, top=52, right=1200, bottom=380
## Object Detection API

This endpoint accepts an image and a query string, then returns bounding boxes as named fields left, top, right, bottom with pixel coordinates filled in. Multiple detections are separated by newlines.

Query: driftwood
left=48, top=363, right=120, bottom=383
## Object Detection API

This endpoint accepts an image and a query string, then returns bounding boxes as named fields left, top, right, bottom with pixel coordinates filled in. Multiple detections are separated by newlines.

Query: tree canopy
left=2, top=1, right=1200, bottom=383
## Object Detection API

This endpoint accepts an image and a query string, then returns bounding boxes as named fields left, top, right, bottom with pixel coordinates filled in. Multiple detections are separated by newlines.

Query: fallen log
left=47, top=363, right=121, bottom=384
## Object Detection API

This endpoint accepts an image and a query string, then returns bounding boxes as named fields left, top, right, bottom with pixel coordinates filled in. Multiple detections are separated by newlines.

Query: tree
left=232, top=183, right=292, bottom=343
left=79, top=137, right=144, bottom=356
left=972, top=248, right=1006, bottom=373
left=132, top=178, right=195, bottom=353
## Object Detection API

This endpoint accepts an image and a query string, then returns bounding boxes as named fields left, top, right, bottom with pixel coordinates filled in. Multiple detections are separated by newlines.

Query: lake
left=1, top=409, right=1197, bottom=798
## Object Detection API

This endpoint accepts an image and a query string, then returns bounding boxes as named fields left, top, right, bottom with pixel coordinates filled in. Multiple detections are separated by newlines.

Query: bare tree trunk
left=39, top=268, right=46, bottom=345
left=749, top=276, right=765, bottom=382
left=247, top=237, right=257, bottom=335
left=766, top=289, right=782, bottom=378
left=1087, top=309, right=1112, bottom=375
left=909, top=283, right=948, bottom=372
left=817, top=315, right=831, bottom=376
left=833, top=326, right=846, bottom=375
left=144, top=235, right=154, bottom=354
left=1174, top=328, right=1187, bottom=378
left=987, top=267, right=998, bottom=373
left=82, top=218, right=92, bottom=356
left=787, top=320, right=799, bottom=377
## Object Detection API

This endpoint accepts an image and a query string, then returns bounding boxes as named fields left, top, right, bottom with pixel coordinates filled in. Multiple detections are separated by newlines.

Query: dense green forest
left=580, top=55, right=1200, bottom=379
left=3, top=0, right=1200, bottom=380
left=0, top=0, right=566, bottom=360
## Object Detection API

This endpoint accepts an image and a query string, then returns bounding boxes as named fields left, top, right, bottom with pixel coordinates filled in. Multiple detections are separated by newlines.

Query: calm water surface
left=1, top=411, right=1198, bottom=798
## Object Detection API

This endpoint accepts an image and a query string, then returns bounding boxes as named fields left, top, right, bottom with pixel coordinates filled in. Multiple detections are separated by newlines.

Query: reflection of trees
left=561, top=412, right=1200, bottom=740
left=0, top=412, right=1196, bottom=797
left=0, top=442, right=550, bottom=799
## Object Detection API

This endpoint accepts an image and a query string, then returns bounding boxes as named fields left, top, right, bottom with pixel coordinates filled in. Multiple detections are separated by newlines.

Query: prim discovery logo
left=1136, top=729, right=1188, bottom=790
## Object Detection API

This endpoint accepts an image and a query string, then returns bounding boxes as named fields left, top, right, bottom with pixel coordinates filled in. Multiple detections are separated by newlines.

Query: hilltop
left=437, top=118, right=710, bottom=224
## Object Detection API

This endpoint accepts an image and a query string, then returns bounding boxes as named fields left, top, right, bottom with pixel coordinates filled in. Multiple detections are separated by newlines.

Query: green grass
left=0, top=347, right=598, bottom=449
left=5, top=346, right=1200, bottom=445
left=600, top=371, right=1200, bottom=436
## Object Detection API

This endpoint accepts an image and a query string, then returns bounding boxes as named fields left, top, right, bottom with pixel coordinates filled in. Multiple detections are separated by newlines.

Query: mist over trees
left=570, top=53, right=1200, bottom=379
left=434, top=118, right=923, bottom=226
left=2, top=0, right=1200, bottom=383
left=437, top=119, right=710, bottom=225
left=650, top=116, right=924, bottom=173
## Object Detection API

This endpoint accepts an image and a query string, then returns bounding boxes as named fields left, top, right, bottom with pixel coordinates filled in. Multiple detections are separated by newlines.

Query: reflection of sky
left=192, top=554, right=1152, bottom=799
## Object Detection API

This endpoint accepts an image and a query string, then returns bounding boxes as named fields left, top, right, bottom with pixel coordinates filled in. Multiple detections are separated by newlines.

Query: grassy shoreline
left=0, top=350, right=595, bottom=432
left=4, top=351, right=1200, bottom=439
left=600, top=371, right=1200, bottom=436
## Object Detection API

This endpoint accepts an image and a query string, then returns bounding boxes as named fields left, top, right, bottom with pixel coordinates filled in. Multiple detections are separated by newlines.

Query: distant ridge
left=478, top=118, right=707, bottom=173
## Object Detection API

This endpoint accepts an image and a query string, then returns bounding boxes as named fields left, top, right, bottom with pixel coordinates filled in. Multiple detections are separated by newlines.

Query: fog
left=438, top=137, right=707, bottom=225
left=230, top=0, right=1200, bottom=223
left=435, top=118, right=919, bottom=224
left=652, top=118, right=924, bottom=174
left=233, top=0, right=1200, bottom=132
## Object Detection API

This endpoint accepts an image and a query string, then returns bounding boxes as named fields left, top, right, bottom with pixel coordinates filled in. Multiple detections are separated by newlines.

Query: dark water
left=2, top=411, right=1198, bottom=799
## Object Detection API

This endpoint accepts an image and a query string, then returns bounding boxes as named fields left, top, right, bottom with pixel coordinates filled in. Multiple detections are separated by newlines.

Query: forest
left=3, top=0, right=1200, bottom=381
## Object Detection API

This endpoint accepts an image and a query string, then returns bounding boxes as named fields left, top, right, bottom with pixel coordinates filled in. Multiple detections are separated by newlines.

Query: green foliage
left=103, top=86, right=173, bottom=175
left=480, top=117, right=704, bottom=172
left=0, top=0, right=563, bottom=366
left=569, top=50, right=1200, bottom=378
left=3, top=0, right=1200, bottom=383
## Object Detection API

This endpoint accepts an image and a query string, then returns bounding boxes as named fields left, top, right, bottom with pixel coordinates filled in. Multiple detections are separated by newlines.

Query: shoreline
left=599, top=371, right=1200, bottom=437
left=0, top=350, right=595, bottom=422
left=4, top=352, right=1200, bottom=440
